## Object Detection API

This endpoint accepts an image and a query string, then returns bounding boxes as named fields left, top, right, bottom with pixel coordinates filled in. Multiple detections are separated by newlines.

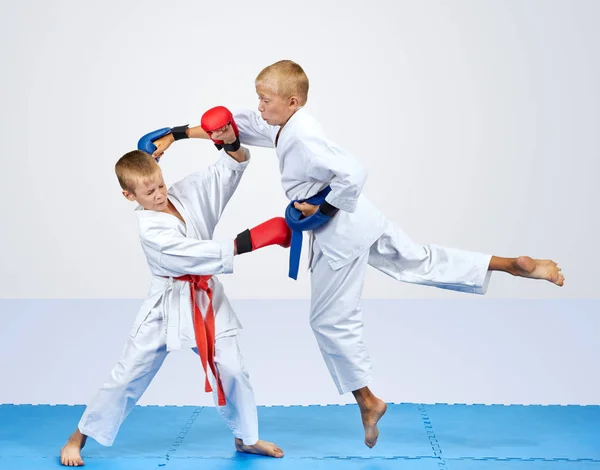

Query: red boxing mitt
left=201, top=106, right=240, bottom=151
left=235, top=217, right=292, bottom=255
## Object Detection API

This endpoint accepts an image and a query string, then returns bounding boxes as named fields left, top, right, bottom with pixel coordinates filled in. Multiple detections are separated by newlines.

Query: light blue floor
left=1, top=403, right=599, bottom=469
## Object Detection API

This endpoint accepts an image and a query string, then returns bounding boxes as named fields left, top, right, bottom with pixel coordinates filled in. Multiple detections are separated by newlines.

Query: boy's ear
left=122, top=190, right=136, bottom=202
left=289, top=95, right=300, bottom=109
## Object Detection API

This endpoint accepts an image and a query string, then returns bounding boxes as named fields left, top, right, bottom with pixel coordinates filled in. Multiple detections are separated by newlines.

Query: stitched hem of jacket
left=219, top=148, right=251, bottom=170
left=325, top=227, right=386, bottom=271
left=325, top=194, right=357, bottom=213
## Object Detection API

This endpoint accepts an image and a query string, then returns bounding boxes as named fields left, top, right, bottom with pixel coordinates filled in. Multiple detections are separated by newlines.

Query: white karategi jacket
left=130, top=151, right=249, bottom=351
left=234, top=107, right=387, bottom=270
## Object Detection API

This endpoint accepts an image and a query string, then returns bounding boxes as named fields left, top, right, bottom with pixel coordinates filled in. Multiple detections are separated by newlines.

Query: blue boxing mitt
left=137, top=125, right=189, bottom=162
left=138, top=128, right=171, bottom=162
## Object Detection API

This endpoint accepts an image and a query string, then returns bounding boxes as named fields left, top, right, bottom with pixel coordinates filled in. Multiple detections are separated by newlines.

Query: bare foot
left=235, top=438, right=284, bottom=458
left=514, top=256, right=564, bottom=286
left=60, top=429, right=87, bottom=466
left=359, top=397, right=387, bottom=448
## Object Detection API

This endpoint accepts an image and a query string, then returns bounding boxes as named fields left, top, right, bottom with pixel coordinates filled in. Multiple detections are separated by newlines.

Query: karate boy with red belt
left=60, top=107, right=288, bottom=466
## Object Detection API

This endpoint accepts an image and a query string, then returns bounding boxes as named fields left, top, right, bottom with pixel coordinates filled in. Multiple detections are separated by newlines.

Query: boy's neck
left=280, top=107, right=302, bottom=129
left=162, top=199, right=176, bottom=215
left=162, top=200, right=186, bottom=225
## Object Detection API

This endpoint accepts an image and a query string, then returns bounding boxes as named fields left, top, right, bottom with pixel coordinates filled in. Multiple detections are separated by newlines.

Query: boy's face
left=122, top=169, right=168, bottom=211
left=256, top=84, right=300, bottom=127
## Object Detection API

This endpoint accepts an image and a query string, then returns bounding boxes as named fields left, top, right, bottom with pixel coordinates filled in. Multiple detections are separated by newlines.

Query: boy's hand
left=152, top=133, right=175, bottom=159
left=209, top=124, right=237, bottom=145
left=293, top=202, right=319, bottom=217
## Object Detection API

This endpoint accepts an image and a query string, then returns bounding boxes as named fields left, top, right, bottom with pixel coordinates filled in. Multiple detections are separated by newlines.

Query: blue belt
left=285, top=186, right=333, bottom=280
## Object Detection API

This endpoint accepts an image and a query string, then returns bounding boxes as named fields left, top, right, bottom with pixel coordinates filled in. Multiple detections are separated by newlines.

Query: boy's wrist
left=225, top=146, right=248, bottom=163
left=188, top=125, right=211, bottom=139
left=171, top=125, right=189, bottom=141
left=223, top=137, right=241, bottom=152
left=319, top=200, right=339, bottom=217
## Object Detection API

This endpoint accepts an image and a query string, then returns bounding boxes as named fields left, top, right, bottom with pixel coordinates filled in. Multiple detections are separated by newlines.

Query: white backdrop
left=1, top=0, right=598, bottom=300
left=1, top=299, right=598, bottom=406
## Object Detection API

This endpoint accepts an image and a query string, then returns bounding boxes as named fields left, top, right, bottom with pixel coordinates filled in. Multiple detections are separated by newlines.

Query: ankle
left=68, top=430, right=86, bottom=445
left=489, top=256, right=519, bottom=275
left=352, top=387, right=378, bottom=406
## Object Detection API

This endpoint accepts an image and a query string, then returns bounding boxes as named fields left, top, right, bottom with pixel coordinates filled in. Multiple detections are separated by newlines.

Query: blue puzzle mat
left=422, top=404, right=600, bottom=460
left=0, top=403, right=599, bottom=469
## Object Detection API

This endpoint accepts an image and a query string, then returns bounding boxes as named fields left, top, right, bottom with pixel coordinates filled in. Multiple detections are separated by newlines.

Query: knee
left=109, top=354, right=155, bottom=387
left=310, top=313, right=347, bottom=343
left=216, top=358, right=247, bottom=382
left=310, top=301, right=359, bottom=331
left=109, top=361, right=136, bottom=386
left=309, top=312, right=333, bottom=335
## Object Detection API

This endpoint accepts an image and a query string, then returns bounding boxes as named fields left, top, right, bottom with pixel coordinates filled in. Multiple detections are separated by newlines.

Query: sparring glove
left=200, top=106, right=240, bottom=152
left=235, top=217, right=292, bottom=255
left=138, top=125, right=189, bottom=161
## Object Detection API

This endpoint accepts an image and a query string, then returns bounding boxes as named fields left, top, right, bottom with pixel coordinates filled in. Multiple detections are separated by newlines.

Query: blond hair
left=255, top=60, right=309, bottom=106
left=115, top=150, right=159, bottom=194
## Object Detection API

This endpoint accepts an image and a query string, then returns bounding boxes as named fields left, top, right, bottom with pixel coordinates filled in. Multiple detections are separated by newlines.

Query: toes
left=271, top=445, right=284, bottom=457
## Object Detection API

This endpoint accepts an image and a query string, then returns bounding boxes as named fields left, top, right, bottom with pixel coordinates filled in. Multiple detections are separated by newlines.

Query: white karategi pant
left=233, top=107, right=494, bottom=396
left=310, top=220, right=492, bottom=394
left=78, top=306, right=258, bottom=447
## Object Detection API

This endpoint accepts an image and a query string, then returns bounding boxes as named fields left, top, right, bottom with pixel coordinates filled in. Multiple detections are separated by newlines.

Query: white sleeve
left=233, top=108, right=277, bottom=148
left=174, top=149, right=250, bottom=237
left=140, top=223, right=235, bottom=277
left=300, top=136, right=367, bottom=213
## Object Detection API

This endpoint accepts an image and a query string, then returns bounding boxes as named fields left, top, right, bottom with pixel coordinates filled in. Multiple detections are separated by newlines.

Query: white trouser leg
left=368, top=221, right=493, bottom=294
left=310, top=244, right=371, bottom=395
left=200, top=333, right=259, bottom=445
left=78, top=307, right=168, bottom=446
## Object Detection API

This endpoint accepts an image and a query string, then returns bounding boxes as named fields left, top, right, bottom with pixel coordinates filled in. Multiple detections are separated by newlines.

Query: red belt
left=174, top=274, right=226, bottom=406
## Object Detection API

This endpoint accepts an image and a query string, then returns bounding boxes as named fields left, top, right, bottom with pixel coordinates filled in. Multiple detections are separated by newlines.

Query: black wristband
left=319, top=200, right=339, bottom=217
left=235, top=229, right=253, bottom=255
left=171, top=124, right=189, bottom=141
left=213, top=142, right=224, bottom=150
left=223, top=137, right=241, bottom=152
